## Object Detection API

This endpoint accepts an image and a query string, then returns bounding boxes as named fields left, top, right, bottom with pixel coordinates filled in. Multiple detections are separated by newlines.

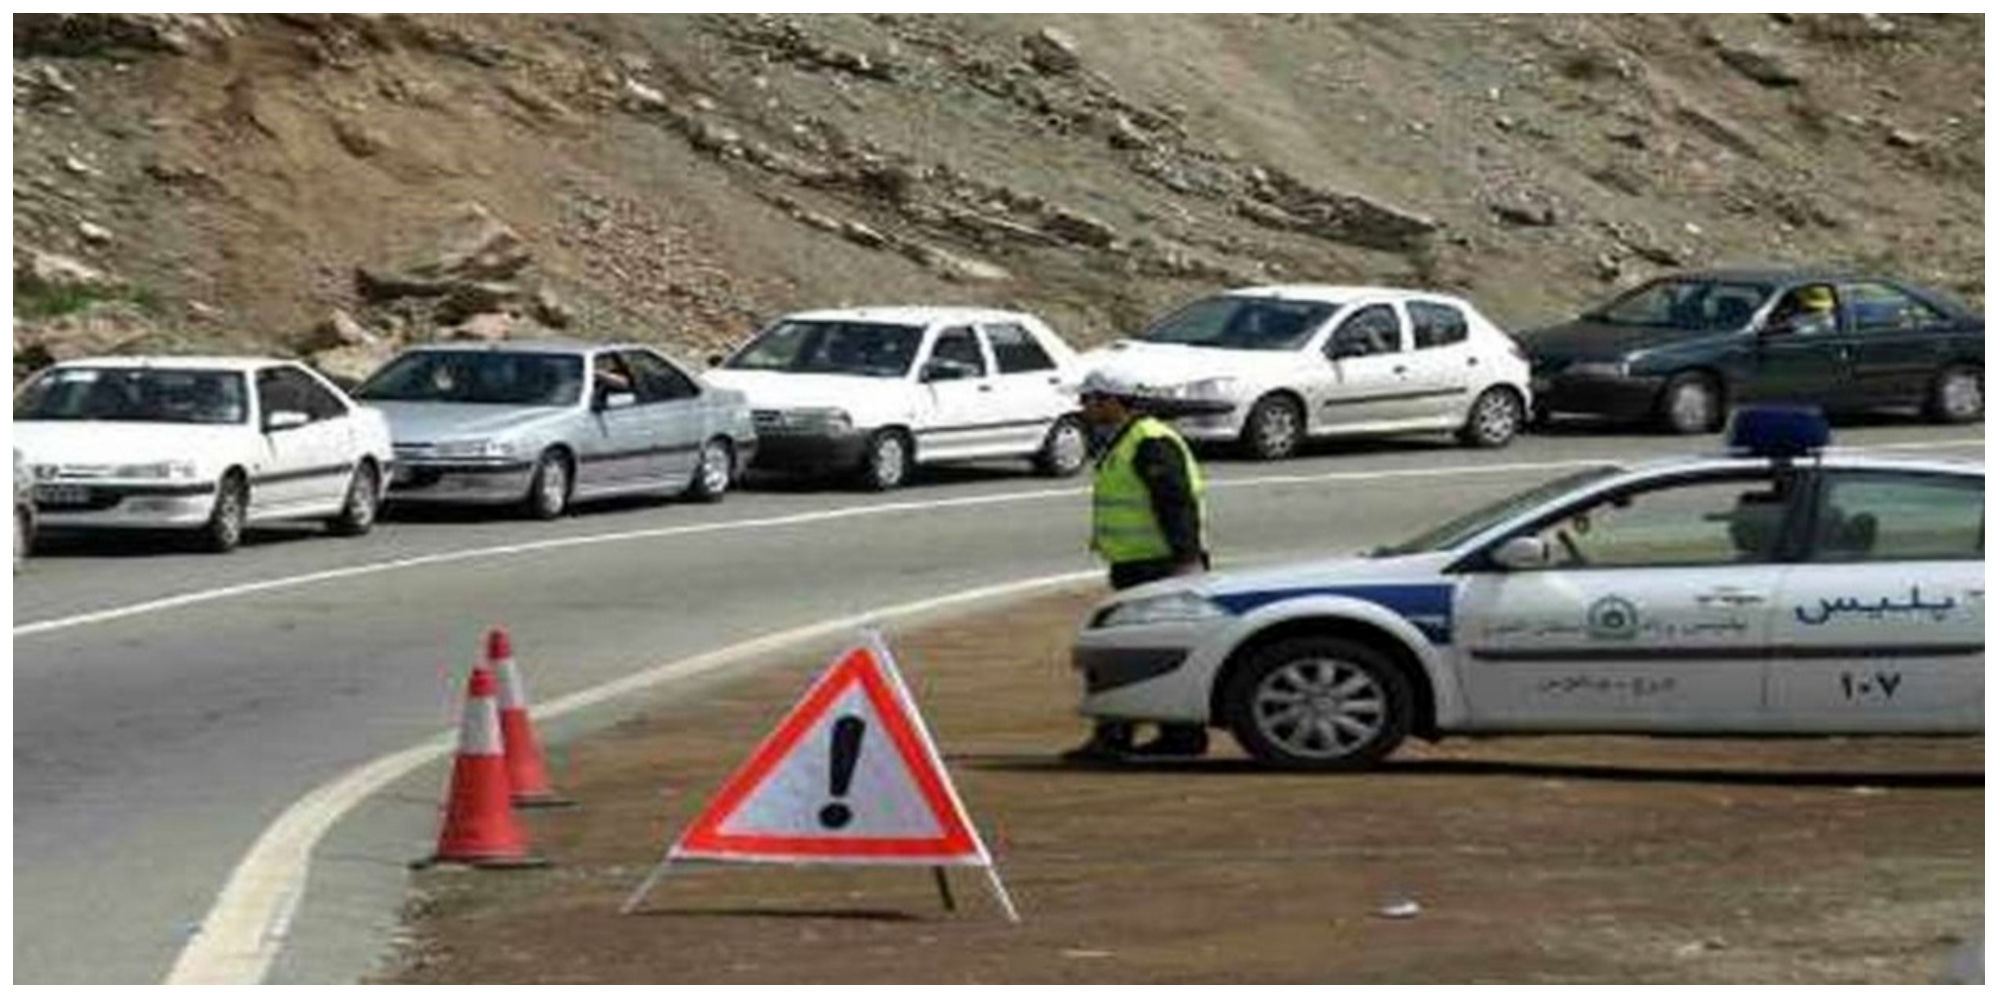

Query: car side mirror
left=596, top=391, right=637, bottom=411
left=264, top=409, right=310, bottom=432
left=706, top=353, right=724, bottom=368
left=1327, top=339, right=1366, bottom=360
left=1490, top=536, right=1551, bottom=570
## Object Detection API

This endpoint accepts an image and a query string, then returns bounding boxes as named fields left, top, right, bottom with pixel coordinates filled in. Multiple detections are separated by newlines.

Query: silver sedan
left=353, top=341, right=757, bottom=518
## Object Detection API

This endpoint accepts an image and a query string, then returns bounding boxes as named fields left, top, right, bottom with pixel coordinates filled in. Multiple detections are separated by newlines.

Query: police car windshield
left=724, top=321, right=925, bottom=377
left=1373, top=466, right=1622, bottom=556
left=1135, top=296, right=1337, bottom=351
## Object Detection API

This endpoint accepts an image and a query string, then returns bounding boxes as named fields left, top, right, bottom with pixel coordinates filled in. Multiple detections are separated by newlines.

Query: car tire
left=686, top=438, right=734, bottom=503
left=1240, top=393, right=1304, bottom=461
left=325, top=462, right=379, bottom=536
left=855, top=429, right=912, bottom=492
left=1923, top=365, right=1982, bottom=424
left=1222, top=635, right=1413, bottom=770
left=1457, top=386, right=1524, bottom=448
left=1657, top=371, right=1723, bottom=435
left=522, top=449, right=572, bottom=520
left=201, top=472, right=249, bottom=553
left=1034, top=415, right=1090, bottom=477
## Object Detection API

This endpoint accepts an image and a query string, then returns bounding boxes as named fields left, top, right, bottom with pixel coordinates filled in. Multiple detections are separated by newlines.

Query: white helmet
left=1076, top=368, right=1160, bottom=401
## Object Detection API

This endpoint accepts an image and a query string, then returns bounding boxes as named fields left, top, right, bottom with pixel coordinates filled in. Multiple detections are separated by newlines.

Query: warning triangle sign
left=670, top=639, right=989, bottom=866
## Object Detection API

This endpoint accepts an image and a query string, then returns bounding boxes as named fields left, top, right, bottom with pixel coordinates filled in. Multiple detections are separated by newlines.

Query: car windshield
left=1134, top=295, right=1338, bottom=351
left=724, top=321, right=925, bottom=377
left=354, top=351, right=584, bottom=406
left=1585, top=278, right=1774, bottom=331
left=1373, top=466, right=1623, bottom=556
left=15, top=367, right=249, bottom=424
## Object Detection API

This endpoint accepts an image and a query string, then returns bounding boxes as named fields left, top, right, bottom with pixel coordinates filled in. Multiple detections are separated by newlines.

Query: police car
left=1072, top=408, right=1983, bottom=768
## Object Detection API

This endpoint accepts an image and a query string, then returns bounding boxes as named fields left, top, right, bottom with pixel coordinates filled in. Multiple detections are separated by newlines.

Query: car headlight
left=787, top=408, right=853, bottom=432
left=112, top=460, right=200, bottom=480
left=1184, top=377, right=1242, bottom=401
left=1566, top=360, right=1630, bottom=379
left=436, top=439, right=516, bottom=459
left=1093, top=591, right=1230, bottom=629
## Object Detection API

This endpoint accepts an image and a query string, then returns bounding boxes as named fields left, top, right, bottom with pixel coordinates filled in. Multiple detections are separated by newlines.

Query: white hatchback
left=705, top=306, right=1089, bottom=490
left=13, top=357, right=395, bottom=552
left=1080, top=285, right=1534, bottom=459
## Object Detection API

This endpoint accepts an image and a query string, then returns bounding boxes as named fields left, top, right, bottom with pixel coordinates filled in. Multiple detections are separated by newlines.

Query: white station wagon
left=1072, top=409, right=1982, bottom=768
left=13, top=357, right=395, bottom=552
left=705, top=306, right=1089, bottom=490
left=1080, top=285, right=1535, bottom=459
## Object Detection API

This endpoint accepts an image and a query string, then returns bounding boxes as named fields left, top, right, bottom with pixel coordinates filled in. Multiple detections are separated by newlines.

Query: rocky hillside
left=11, top=13, right=1984, bottom=383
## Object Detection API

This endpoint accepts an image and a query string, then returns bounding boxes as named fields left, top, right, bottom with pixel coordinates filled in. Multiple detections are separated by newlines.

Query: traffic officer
left=1064, top=370, right=1213, bottom=762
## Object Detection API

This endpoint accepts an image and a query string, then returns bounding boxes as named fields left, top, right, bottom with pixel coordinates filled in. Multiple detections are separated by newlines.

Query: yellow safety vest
left=1091, top=416, right=1207, bottom=563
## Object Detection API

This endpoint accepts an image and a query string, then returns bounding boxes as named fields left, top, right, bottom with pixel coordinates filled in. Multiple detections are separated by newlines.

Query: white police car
left=1073, top=408, right=1983, bottom=768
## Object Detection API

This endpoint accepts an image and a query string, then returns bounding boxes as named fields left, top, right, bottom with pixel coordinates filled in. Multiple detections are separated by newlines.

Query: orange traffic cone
left=488, top=627, right=574, bottom=808
left=419, top=665, right=545, bottom=868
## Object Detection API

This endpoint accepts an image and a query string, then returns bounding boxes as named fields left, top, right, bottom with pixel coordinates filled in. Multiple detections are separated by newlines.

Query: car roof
left=396, top=339, right=692, bottom=356
left=1655, top=267, right=1881, bottom=286
left=1222, top=284, right=1471, bottom=306
left=1613, top=451, right=1983, bottom=480
left=775, top=305, right=1036, bottom=327
left=53, top=356, right=300, bottom=372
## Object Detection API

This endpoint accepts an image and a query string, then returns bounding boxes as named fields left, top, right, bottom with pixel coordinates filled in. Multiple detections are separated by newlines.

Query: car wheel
left=1657, top=371, right=1722, bottom=435
left=1222, top=636, right=1412, bottom=770
left=686, top=438, right=733, bottom=503
left=201, top=473, right=249, bottom=553
left=325, top=462, right=379, bottom=536
left=1924, top=365, right=1983, bottom=424
left=1034, top=415, right=1089, bottom=477
left=856, top=430, right=912, bottom=492
left=1240, top=394, right=1303, bottom=461
left=1457, top=387, right=1523, bottom=448
left=523, top=449, right=572, bottom=520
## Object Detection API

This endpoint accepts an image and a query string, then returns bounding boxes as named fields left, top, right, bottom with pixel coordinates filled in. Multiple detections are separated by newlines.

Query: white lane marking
left=16, top=437, right=1982, bottom=638
left=164, top=567, right=1102, bottom=985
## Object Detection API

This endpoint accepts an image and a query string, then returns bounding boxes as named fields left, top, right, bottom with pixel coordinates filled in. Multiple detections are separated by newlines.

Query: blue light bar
left=1726, top=405, right=1830, bottom=458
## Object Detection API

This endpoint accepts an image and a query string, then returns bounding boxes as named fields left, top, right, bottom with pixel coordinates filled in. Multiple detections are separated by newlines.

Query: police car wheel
left=1657, top=372, right=1722, bottom=435
left=1222, top=636, right=1412, bottom=770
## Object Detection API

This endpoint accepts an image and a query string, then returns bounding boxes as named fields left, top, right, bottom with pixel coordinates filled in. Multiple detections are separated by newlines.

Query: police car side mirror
left=1491, top=536, right=1551, bottom=570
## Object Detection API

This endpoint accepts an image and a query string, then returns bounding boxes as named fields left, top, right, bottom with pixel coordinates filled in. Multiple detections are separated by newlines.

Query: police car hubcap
left=1255, top=658, right=1385, bottom=756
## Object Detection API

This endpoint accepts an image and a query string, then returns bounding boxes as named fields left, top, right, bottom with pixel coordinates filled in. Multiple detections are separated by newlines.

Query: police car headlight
left=1567, top=360, right=1629, bottom=379
left=113, top=460, right=200, bottom=480
left=1094, top=591, right=1229, bottom=629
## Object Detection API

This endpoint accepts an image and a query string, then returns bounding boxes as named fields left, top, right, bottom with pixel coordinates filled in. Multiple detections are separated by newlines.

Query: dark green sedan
left=1520, top=269, right=1984, bottom=433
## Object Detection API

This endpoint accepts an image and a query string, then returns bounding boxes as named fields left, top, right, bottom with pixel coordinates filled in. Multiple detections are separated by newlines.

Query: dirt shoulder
left=380, top=584, right=1982, bottom=984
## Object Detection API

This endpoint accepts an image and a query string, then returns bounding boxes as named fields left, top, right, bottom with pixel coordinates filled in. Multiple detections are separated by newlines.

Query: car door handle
left=1467, top=357, right=1478, bottom=367
left=1695, top=590, right=1766, bottom=607
left=1392, top=365, right=1408, bottom=376
left=978, top=384, right=994, bottom=392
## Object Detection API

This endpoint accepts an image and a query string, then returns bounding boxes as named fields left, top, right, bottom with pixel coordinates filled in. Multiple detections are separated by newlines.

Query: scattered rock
left=531, top=287, right=573, bottom=329
left=1886, top=128, right=1928, bottom=149
left=839, top=220, right=889, bottom=249
left=1243, top=168, right=1438, bottom=253
left=622, top=77, right=667, bottom=111
left=1023, top=28, right=1082, bottom=75
left=499, top=79, right=576, bottom=122
left=76, top=220, right=113, bottom=245
left=419, top=203, right=532, bottom=282
left=1106, top=113, right=1152, bottom=151
left=331, top=117, right=390, bottom=158
left=447, top=311, right=516, bottom=342
left=1376, top=898, right=1422, bottom=920
left=1041, top=206, right=1118, bottom=248
left=15, top=63, right=78, bottom=105
left=61, top=155, right=95, bottom=177
left=1490, top=196, right=1559, bottom=227
left=1716, top=42, right=1802, bottom=88
left=438, top=281, right=521, bottom=324
left=1606, top=129, right=1648, bottom=150
left=299, top=308, right=380, bottom=353
left=309, top=342, right=398, bottom=385
left=16, top=247, right=112, bottom=291
left=902, top=243, right=1011, bottom=283
left=186, top=300, right=223, bottom=322
left=1594, top=252, right=1623, bottom=281
left=355, top=266, right=450, bottom=302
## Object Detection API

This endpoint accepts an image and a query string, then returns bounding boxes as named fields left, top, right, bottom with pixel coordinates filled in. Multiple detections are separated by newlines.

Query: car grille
left=393, top=442, right=438, bottom=459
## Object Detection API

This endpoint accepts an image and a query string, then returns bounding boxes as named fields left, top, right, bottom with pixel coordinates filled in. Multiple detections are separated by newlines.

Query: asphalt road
left=12, top=421, right=1983, bottom=983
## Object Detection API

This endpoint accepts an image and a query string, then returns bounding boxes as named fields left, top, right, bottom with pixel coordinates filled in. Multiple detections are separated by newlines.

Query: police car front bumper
left=1072, top=619, right=1235, bottom=724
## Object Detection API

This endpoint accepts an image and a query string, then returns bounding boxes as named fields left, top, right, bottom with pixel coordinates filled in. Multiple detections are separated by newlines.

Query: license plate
left=35, top=483, right=91, bottom=507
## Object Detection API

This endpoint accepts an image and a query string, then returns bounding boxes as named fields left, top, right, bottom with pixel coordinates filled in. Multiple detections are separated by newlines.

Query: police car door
left=1453, top=469, right=1795, bottom=729
left=1767, top=467, right=1984, bottom=731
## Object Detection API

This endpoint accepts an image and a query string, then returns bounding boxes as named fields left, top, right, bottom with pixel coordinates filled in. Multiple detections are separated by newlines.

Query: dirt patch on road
left=380, top=585, right=1982, bottom=983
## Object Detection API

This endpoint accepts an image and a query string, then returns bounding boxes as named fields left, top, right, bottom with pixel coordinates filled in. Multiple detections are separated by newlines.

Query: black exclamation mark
left=818, top=715, right=865, bottom=829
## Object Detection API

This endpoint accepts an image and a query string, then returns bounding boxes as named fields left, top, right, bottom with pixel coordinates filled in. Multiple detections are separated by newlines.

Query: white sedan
left=1072, top=409, right=1982, bottom=768
left=706, top=306, right=1089, bottom=490
left=1080, top=285, right=1534, bottom=459
left=13, top=356, right=395, bottom=552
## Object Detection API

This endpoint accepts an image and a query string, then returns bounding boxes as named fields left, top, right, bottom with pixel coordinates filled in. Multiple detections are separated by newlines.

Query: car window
left=1378, top=465, right=1622, bottom=557
left=984, top=322, right=1056, bottom=373
left=1409, top=301, right=1469, bottom=349
left=723, top=320, right=924, bottom=378
left=1527, top=473, right=1801, bottom=568
left=1590, top=279, right=1773, bottom=331
left=1325, top=304, right=1403, bottom=358
left=1767, top=284, right=1841, bottom=336
left=592, top=353, right=638, bottom=397
left=929, top=326, right=987, bottom=377
left=1840, top=282, right=1949, bottom=334
left=355, top=351, right=584, bottom=406
left=259, top=367, right=341, bottom=423
left=1809, top=471, right=1981, bottom=562
left=622, top=349, right=700, bottom=402
left=1135, top=295, right=1336, bottom=351
left=15, top=367, right=248, bottom=425
left=288, top=367, right=349, bottom=420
